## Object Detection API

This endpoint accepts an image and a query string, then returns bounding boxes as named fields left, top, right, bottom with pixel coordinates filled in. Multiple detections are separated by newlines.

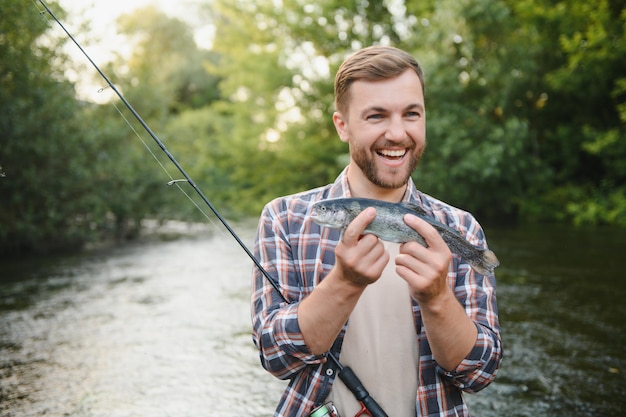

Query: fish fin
left=471, top=249, right=500, bottom=275
left=400, top=202, right=428, bottom=216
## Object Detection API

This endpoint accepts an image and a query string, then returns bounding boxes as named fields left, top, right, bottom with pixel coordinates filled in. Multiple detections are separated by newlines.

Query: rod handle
left=338, top=366, right=389, bottom=417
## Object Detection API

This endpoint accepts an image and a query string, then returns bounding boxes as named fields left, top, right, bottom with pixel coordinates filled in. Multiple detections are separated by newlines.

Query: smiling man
left=252, top=46, right=502, bottom=417
left=333, top=62, right=425, bottom=199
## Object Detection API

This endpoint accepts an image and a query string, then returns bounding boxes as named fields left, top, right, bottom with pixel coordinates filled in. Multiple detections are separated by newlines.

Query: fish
left=310, top=197, right=499, bottom=275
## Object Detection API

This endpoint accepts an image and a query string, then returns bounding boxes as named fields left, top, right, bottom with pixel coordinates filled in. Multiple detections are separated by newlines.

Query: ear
left=332, top=112, right=350, bottom=143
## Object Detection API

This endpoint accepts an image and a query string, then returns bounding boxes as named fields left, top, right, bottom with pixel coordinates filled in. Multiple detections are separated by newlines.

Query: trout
left=310, top=197, right=499, bottom=275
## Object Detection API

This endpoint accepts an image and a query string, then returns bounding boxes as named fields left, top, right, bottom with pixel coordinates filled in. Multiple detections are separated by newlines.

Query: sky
left=57, top=0, right=212, bottom=49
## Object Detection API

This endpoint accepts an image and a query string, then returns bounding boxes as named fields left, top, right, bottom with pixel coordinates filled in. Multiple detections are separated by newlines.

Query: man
left=251, top=45, right=502, bottom=417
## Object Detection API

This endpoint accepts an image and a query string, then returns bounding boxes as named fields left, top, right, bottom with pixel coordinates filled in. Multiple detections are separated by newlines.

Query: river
left=1, top=220, right=624, bottom=417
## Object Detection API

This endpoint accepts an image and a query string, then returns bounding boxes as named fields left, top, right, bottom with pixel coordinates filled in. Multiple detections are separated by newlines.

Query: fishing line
left=105, top=93, right=221, bottom=233
left=34, top=0, right=285, bottom=303
left=35, top=1, right=388, bottom=415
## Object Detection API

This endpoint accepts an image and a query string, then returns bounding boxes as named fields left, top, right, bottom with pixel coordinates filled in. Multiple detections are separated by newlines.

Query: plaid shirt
left=252, top=168, right=502, bottom=417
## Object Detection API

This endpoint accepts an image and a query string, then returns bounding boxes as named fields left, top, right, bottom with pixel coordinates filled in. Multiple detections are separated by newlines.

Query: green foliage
left=196, top=0, right=347, bottom=214
left=113, top=6, right=221, bottom=118
left=405, top=0, right=549, bottom=219
left=0, top=0, right=92, bottom=253
left=3, top=0, right=626, bottom=255
left=0, top=1, right=172, bottom=255
left=509, top=0, right=626, bottom=224
left=524, top=183, right=626, bottom=227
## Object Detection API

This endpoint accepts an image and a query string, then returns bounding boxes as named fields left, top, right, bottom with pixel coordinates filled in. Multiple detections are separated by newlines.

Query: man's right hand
left=298, top=207, right=389, bottom=355
left=333, top=207, right=389, bottom=287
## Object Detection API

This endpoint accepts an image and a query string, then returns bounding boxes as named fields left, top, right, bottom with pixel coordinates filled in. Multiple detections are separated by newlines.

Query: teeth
left=379, top=149, right=406, bottom=157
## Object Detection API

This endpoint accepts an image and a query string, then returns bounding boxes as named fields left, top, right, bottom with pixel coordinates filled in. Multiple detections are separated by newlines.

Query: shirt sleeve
left=437, top=321, right=502, bottom=393
left=251, top=199, right=326, bottom=380
left=436, top=214, right=503, bottom=393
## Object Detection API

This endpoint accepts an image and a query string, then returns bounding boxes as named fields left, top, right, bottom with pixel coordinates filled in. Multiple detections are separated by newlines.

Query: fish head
left=310, top=200, right=351, bottom=229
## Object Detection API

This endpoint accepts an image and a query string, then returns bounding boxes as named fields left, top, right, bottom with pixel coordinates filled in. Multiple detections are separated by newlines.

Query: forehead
left=347, top=70, right=424, bottom=113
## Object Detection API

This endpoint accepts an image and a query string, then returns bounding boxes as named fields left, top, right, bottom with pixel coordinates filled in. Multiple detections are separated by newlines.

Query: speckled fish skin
left=310, top=197, right=499, bottom=275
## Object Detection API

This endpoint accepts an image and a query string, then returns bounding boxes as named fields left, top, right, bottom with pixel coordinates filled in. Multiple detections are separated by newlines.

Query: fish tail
left=471, top=249, right=500, bottom=275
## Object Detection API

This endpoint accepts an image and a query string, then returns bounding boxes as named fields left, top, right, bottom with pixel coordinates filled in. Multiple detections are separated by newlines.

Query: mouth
left=376, top=148, right=408, bottom=161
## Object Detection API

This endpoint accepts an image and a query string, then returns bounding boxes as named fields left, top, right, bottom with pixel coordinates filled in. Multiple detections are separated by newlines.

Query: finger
left=359, top=238, right=389, bottom=268
left=396, top=240, right=432, bottom=276
left=403, top=214, right=447, bottom=250
left=341, top=207, right=376, bottom=245
left=336, top=233, right=389, bottom=287
left=399, top=214, right=452, bottom=279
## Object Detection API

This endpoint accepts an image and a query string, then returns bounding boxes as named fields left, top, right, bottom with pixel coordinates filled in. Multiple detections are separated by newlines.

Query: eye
left=366, top=113, right=384, bottom=121
left=406, top=111, right=421, bottom=119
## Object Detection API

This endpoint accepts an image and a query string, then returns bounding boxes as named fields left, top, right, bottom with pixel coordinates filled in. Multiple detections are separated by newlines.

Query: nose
left=384, top=115, right=407, bottom=142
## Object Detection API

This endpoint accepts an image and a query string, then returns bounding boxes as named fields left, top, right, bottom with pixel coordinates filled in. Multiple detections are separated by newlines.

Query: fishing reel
left=310, top=402, right=340, bottom=417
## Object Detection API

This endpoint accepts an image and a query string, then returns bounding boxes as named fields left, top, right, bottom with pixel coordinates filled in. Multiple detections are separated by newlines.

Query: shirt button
left=326, top=368, right=334, bottom=376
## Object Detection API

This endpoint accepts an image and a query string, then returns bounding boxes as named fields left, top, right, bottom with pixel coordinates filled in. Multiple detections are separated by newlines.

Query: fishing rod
left=33, top=0, right=282, bottom=297
left=36, top=2, right=388, bottom=416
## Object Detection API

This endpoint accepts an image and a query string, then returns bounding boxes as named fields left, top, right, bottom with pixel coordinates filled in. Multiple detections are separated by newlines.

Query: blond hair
left=334, top=46, right=425, bottom=115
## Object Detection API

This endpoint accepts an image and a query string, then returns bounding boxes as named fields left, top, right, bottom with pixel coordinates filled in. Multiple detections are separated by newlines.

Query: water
left=0, top=222, right=285, bottom=417
left=466, top=224, right=626, bottom=417
left=1, top=221, right=625, bottom=416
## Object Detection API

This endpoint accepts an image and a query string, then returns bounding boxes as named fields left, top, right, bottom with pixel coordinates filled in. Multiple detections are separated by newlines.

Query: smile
left=376, top=149, right=407, bottom=160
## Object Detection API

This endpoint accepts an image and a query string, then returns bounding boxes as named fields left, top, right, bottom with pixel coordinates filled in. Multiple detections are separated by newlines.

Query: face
left=333, top=69, right=426, bottom=196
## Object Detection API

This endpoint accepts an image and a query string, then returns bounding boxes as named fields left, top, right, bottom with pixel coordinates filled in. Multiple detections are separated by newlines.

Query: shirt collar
left=328, top=166, right=351, bottom=198
left=329, top=166, right=421, bottom=203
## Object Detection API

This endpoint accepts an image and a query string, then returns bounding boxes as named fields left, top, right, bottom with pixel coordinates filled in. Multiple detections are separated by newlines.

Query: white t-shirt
left=327, top=242, right=419, bottom=417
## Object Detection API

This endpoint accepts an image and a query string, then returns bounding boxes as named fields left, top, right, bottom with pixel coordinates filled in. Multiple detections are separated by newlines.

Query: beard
left=351, top=140, right=423, bottom=190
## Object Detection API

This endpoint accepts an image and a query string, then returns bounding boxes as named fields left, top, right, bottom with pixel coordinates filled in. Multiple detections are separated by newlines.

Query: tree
left=399, top=0, right=549, bottom=221
left=0, top=0, right=100, bottom=253
left=113, top=6, right=221, bottom=119
left=103, top=6, right=228, bottom=221
left=505, top=0, right=626, bottom=225
left=0, top=1, right=177, bottom=254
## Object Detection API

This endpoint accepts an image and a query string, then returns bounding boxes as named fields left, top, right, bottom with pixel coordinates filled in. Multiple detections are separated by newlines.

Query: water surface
left=1, top=222, right=624, bottom=416
left=466, top=224, right=626, bottom=416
